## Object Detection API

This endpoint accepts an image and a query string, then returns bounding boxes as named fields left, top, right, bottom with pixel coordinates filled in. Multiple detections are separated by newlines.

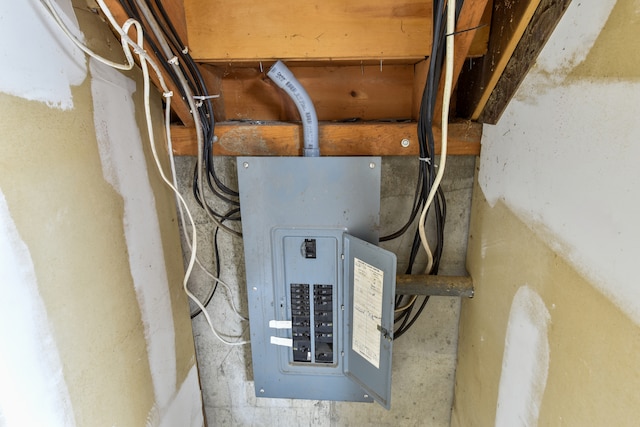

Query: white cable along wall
left=39, top=0, right=249, bottom=346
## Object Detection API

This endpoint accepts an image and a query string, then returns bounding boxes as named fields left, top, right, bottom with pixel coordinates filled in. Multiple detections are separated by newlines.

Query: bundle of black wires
left=116, top=0, right=241, bottom=316
left=117, top=0, right=240, bottom=226
left=381, top=0, right=462, bottom=339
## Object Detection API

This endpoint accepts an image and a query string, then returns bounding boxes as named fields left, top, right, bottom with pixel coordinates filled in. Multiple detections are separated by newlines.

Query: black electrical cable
left=380, top=167, right=424, bottom=242
left=118, top=0, right=189, bottom=101
left=113, top=0, right=245, bottom=314
left=189, top=226, right=220, bottom=319
left=191, top=165, right=242, bottom=224
left=393, top=0, right=463, bottom=337
left=394, top=297, right=430, bottom=339
left=148, top=0, right=240, bottom=202
left=190, top=208, right=241, bottom=319
left=129, top=0, right=241, bottom=223
left=384, top=0, right=451, bottom=246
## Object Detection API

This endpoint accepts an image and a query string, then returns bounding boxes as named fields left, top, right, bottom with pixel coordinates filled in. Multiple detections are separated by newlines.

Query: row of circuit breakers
left=238, top=156, right=396, bottom=409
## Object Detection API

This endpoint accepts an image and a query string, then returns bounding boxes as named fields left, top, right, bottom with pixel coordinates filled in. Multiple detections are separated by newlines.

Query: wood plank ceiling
left=103, top=0, right=570, bottom=157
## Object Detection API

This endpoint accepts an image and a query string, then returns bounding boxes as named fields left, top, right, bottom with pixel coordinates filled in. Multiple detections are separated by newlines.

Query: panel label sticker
left=352, top=257, right=383, bottom=368
left=270, top=336, right=293, bottom=347
left=269, top=320, right=293, bottom=329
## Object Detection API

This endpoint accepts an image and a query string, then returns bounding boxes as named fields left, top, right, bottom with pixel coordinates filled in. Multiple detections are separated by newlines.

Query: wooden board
left=208, top=63, right=414, bottom=121
left=456, top=0, right=541, bottom=120
left=170, top=121, right=481, bottom=156
left=101, top=0, right=194, bottom=126
left=412, top=58, right=431, bottom=120
left=162, top=0, right=189, bottom=45
left=184, top=0, right=432, bottom=62
left=433, top=0, right=491, bottom=124
left=478, top=0, right=571, bottom=124
left=467, top=0, right=493, bottom=58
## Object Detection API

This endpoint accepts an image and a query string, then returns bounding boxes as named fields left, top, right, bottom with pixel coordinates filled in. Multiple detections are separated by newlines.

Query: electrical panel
left=238, top=157, right=396, bottom=409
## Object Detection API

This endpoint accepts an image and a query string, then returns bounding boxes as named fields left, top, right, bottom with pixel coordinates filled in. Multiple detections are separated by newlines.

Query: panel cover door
left=343, top=233, right=396, bottom=409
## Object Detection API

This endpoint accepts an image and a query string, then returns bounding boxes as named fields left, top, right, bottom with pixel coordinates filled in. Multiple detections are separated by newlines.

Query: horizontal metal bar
left=395, top=274, right=474, bottom=298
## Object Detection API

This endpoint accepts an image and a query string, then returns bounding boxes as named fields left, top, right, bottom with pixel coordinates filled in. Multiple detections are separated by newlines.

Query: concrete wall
left=177, top=154, right=476, bottom=425
left=453, top=0, right=640, bottom=425
left=0, top=1, right=202, bottom=426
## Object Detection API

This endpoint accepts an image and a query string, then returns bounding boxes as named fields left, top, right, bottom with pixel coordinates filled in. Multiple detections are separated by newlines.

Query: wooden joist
left=477, top=0, right=572, bottom=124
left=433, top=0, right=492, bottom=124
left=457, top=0, right=543, bottom=121
left=184, top=0, right=433, bottom=62
left=101, top=0, right=194, bottom=127
left=170, top=121, right=481, bottom=156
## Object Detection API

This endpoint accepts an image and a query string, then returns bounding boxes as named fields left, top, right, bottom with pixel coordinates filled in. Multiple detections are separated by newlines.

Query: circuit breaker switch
left=302, top=239, right=317, bottom=259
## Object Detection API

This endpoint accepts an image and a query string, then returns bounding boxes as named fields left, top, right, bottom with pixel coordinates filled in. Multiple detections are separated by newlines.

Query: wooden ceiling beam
left=184, top=0, right=432, bottom=62
left=160, top=0, right=189, bottom=45
left=101, top=0, right=194, bottom=127
left=433, top=0, right=492, bottom=125
left=456, top=0, right=543, bottom=121
left=477, top=0, right=572, bottom=123
left=170, top=121, right=481, bottom=157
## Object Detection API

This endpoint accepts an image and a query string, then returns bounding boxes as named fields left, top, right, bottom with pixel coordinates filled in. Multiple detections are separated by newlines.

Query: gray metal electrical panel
left=237, top=156, right=396, bottom=409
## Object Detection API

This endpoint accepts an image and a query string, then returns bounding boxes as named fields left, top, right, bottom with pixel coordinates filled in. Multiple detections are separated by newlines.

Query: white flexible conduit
left=267, top=61, right=320, bottom=157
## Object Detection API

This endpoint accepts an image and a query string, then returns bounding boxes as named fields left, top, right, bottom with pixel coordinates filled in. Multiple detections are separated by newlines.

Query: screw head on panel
left=364, top=394, right=369, bottom=398
left=252, top=286, right=258, bottom=291
left=259, top=388, right=265, bottom=394
left=243, top=162, right=249, bottom=168
left=401, top=138, right=410, bottom=148
left=369, top=162, right=376, bottom=169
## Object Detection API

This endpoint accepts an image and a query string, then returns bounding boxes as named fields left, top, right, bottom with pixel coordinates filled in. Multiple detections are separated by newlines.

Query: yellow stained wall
left=453, top=182, right=640, bottom=426
left=453, top=0, right=640, bottom=425
left=0, top=2, right=200, bottom=425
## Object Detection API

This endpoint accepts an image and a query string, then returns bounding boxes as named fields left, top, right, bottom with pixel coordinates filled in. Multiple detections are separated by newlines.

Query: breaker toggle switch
left=302, top=239, right=317, bottom=259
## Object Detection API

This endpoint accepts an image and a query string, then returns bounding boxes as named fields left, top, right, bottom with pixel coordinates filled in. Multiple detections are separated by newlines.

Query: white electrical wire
left=166, top=139, right=248, bottom=322
left=130, top=0, right=247, bottom=321
left=39, top=0, right=134, bottom=71
left=132, top=0, right=242, bottom=239
left=127, top=0, right=246, bottom=318
left=418, top=0, right=456, bottom=274
left=41, top=0, right=248, bottom=345
left=99, top=0, right=248, bottom=345
left=143, top=65, right=248, bottom=346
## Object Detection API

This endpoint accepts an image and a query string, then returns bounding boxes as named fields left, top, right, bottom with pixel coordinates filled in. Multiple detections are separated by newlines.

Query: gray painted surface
left=236, top=157, right=391, bottom=405
left=175, top=155, right=476, bottom=426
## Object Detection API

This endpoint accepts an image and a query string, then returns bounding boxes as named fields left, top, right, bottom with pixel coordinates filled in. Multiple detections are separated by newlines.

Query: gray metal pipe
left=267, top=61, right=319, bottom=157
left=395, top=274, right=474, bottom=298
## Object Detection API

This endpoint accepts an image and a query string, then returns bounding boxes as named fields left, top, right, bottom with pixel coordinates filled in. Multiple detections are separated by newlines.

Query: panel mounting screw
left=259, top=388, right=265, bottom=394
left=369, top=162, right=376, bottom=169
left=364, top=394, right=369, bottom=398
left=243, top=162, right=249, bottom=168
left=401, top=138, right=410, bottom=148
left=252, top=286, right=257, bottom=291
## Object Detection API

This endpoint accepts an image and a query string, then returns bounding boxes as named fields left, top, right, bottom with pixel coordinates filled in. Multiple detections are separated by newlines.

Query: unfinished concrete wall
left=0, top=1, right=202, bottom=425
left=453, top=0, right=640, bottom=425
left=177, top=154, right=476, bottom=425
